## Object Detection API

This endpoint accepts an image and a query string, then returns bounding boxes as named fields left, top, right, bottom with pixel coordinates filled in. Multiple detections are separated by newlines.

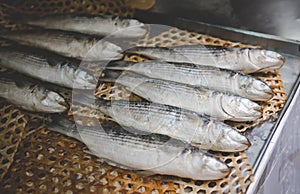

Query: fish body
left=48, top=116, right=230, bottom=180
left=0, top=46, right=97, bottom=89
left=0, top=29, right=123, bottom=61
left=125, top=45, right=285, bottom=73
left=113, top=72, right=262, bottom=122
left=107, top=61, right=274, bottom=101
left=0, top=73, right=66, bottom=113
left=23, top=15, right=147, bottom=38
left=73, top=94, right=250, bottom=152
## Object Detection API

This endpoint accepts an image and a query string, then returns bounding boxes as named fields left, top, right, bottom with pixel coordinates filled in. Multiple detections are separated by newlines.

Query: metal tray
left=135, top=11, right=300, bottom=193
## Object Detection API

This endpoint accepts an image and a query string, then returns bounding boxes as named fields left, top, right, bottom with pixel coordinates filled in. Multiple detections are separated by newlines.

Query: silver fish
left=0, top=73, right=66, bottom=113
left=48, top=116, right=230, bottom=180
left=73, top=94, right=250, bottom=152
left=106, top=61, right=274, bottom=101
left=0, top=29, right=123, bottom=61
left=23, top=15, right=147, bottom=38
left=125, top=45, right=285, bottom=73
left=0, top=46, right=98, bottom=89
left=111, top=72, right=262, bottom=122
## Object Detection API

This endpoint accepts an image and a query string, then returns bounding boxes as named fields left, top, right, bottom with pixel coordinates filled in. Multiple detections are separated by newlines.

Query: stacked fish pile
left=0, top=14, right=285, bottom=181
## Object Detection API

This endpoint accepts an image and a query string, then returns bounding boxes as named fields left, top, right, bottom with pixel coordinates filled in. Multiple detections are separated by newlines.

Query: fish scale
left=125, top=45, right=285, bottom=73
left=0, top=46, right=97, bottom=89
left=0, top=72, right=66, bottom=113
left=48, top=116, right=230, bottom=180
left=107, top=61, right=274, bottom=101
left=72, top=93, right=250, bottom=152
left=0, top=29, right=123, bottom=61
left=22, top=14, right=147, bottom=38
left=112, top=72, right=262, bottom=121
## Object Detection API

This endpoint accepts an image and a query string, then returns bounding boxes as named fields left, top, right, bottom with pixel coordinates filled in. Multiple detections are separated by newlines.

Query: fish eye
left=240, top=83, right=247, bottom=89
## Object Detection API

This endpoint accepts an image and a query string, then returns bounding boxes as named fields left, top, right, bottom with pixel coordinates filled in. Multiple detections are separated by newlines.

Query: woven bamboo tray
left=0, top=1, right=286, bottom=193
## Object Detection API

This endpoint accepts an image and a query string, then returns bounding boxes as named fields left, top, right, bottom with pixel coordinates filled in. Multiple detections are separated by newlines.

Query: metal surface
left=247, top=76, right=300, bottom=194
left=149, top=0, right=300, bottom=42
left=246, top=54, right=300, bottom=166
left=135, top=11, right=300, bottom=193
left=136, top=11, right=300, bottom=57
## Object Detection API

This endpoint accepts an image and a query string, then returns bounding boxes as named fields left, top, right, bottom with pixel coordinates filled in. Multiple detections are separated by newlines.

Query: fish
left=47, top=116, right=230, bottom=180
left=0, top=45, right=98, bottom=89
left=0, top=29, right=123, bottom=61
left=0, top=72, right=67, bottom=113
left=125, top=45, right=285, bottom=73
left=105, top=61, right=274, bottom=101
left=22, top=14, right=147, bottom=38
left=72, top=93, right=250, bottom=152
left=105, top=72, right=262, bottom=122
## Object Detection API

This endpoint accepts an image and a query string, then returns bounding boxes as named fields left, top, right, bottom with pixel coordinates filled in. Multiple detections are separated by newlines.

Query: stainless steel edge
left=135, top=11, right=300, bottom=57
left=246, top=76, right=300, bottom=194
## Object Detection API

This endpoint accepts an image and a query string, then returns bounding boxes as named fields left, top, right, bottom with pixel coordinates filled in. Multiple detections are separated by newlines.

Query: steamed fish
left=125, top=45, right=285, bottom=73
left=23, top=14, right=147, bottom=38
left=0, top=45, right=97, bottom=89
left=0, top=72, right=66, bottom=113
left=48, top=116, right=230, bottom=180
left=0, top=29, right=123, bottom=61
left=73, top=94, right=250, bottom=152
left=106, top=61, right=274, bottom=101
left=109, top=72, right=262, bottom=122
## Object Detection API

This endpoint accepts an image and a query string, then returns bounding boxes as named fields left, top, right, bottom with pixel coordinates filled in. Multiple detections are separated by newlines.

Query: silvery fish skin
left=0, top=46, right=98, bottom=89
left=24, top=15, right=147, bottom=38
left=0, top=73, right=66, bottom=113
left=48, top=117, right=230, bottom=180
left=113, top=72, right=262, bottom=122
left=125, top=45, right=285, bottom=73
left=73, top=94, right=250, bottom=152
left=107, top=61, right=274, bottom=101
left=0, top=29, right=123, bottom=61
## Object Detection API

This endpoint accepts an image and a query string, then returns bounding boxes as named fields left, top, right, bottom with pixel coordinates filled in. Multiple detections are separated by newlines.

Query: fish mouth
left=243, top=139, right=252, bottom=147
left=42, top=91, right=67, bottom=113
left=239, top=136, right=251, bottom=150
left=265, top=90, right=275, bottom=99
left=205, top=159, right=230, bottom=179
left=220, top=95, right=262, bottom=122
left=248, top=80, right=274, bottom=101
left=226, top=129, right=251, bottom=151
left=263, top=50, right=285, bottom=64
left=104, top=45, right=124, bottom=60
left=249, top=49, right=285, bottom=72
left=114, top=25, right=148, bottom=38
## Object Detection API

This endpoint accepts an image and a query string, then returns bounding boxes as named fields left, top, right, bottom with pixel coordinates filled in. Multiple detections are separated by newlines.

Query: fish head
left=214, top=122, right=251, bottom=152
left=239, top=76, right=274, bottom=101
left=93, top=41, right=123, bottom=60
left=220, top=94, right=262, bottom=122
left=116, top=19, right=147, bottom=37
left=39, top=90, right=67, bottom=113
left=188, top=149, right=229, bottom=180
left=247, top=48, right=285, bottom=72
left=73, top=69, right=98, bottom=90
